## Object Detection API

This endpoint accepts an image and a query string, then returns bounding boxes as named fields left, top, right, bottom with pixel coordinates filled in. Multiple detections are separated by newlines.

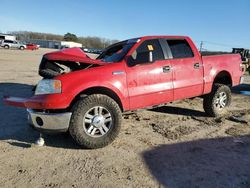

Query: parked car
left=26, top=43, right=40, bottom=50
left=81, top=47, right=89, bottom=52
left=88, top=48, right=103, bottom=54
left=0, top=40, right=26, bottom=50
left=4, top=36, right=244, bottom=149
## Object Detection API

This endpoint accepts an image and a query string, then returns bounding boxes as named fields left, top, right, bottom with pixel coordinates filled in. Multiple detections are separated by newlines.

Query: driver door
left=125, top=39, right=173, bottom=110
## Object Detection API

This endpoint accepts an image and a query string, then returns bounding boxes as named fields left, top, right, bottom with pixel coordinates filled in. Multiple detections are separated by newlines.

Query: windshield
left=97, top=39, right=138, bottom=63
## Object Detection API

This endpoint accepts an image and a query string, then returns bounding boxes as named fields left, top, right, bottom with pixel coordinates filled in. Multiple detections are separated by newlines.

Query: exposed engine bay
left=38, top=40, right=137, bottom=79
left=38, top=48, right=104, bottom=79
left=39, top=58, right=99, bottom=78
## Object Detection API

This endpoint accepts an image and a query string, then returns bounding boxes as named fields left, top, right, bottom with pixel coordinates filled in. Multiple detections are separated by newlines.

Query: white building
left=26, top=39, right=82, bottom=49
left=61, top=41, right=82, bottom=48
left=0, top=33, right=16, bottom=41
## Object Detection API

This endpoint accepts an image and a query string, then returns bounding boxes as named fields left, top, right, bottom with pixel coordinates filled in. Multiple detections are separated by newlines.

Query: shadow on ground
left=142, top=136, right=250, bottom=188
left=232, top=84, right=250, bottom=96
left=150, top=106, right=207, bottom=117
left=151, top=83, right=250, bottom=117
left=0, top=83, right=80, bottom=149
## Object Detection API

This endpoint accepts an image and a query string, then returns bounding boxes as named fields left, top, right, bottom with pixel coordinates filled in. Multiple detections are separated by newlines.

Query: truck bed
left=201, top=53, right=242, bottom=94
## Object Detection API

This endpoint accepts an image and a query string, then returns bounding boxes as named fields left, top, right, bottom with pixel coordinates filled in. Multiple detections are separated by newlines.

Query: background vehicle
left=0, top=40, right=26, bottom=50
left=4, top=36, right=243, bottom=149
left=232, top=48, right=250, bottom=74
left=26, top=43, right=40, bottom=50
left=88, top=48, right=103, bottom=54
left=82, top=48, right=89, bottom=52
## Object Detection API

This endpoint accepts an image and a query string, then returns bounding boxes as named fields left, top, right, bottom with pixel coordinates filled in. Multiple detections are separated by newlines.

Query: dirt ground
left=0, top=48, right=250, bottom=188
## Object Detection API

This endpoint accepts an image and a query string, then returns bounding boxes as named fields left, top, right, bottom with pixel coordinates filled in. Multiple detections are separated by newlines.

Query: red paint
left=26, top=43, right=39, bottom=50
left=125, top=59, right=174, bottom=109
left=4, top=36, right=243, bottom=112
left=45, top=47, right=105, bottom=65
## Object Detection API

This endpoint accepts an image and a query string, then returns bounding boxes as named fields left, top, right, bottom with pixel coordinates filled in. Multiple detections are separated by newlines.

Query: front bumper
left=27, top=109, right=72, bottom=133
left=3, top=94, right=72, bottom=110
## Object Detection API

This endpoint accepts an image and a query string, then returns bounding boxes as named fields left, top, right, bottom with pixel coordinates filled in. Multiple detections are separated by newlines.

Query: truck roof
left=139, top=35, right=190, bottom=40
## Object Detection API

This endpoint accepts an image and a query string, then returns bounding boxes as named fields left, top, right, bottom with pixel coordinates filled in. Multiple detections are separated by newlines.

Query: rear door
left=164, top=39, right=204, bottom=100
left=125, top=39, right=173, bottom=110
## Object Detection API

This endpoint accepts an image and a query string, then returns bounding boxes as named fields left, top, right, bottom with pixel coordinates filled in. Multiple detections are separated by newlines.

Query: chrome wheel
left=83, top=106, right=112, bottom=138
left=214, top=91, right=227, bottom=109
left=70, top=94, right=122, bottom=148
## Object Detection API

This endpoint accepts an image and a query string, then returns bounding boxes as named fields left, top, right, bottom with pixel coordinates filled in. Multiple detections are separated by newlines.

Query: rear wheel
left=203, top=84, right=231, bottom=117
left=69, top=94, right=122, bottom=149
left=4, top=45, right=9, bottom=49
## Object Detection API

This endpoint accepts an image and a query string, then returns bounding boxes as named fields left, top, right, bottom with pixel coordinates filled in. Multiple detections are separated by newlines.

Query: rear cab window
left=166, top=39, right=194, bottom=59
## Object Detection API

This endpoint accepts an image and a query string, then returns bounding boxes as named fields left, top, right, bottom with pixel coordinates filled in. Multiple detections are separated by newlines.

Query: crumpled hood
left=44, top=47, right=105, bottom=65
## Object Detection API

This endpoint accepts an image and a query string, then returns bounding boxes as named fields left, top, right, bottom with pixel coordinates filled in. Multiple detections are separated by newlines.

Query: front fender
left=69, top=81, right=129, bottom=110
left=57, top=65, right=129, bottom=110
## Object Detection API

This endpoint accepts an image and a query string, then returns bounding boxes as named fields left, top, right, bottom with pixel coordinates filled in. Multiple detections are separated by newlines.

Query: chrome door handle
left=194, top=63, right=200, bottom=69
left=163, top=65, right=171, bottom=73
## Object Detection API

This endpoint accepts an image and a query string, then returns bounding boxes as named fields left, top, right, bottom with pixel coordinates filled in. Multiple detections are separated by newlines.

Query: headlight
left=35, top=79, right=61, bottom=95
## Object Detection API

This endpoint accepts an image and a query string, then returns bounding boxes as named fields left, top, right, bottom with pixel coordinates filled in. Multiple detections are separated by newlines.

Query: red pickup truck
left=4, top=36, right=244, bottom=148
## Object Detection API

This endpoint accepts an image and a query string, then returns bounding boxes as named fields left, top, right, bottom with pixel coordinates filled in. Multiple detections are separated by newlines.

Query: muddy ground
left=0, top=48, right=249, bottom=188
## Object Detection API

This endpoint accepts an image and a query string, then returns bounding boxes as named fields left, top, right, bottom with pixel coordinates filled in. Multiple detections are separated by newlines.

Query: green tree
left=63, top=32, right=78, bottom=42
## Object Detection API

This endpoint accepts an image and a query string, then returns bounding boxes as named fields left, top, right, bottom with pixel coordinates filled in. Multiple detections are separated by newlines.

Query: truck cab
left=124, top=37, right=204, bottom=109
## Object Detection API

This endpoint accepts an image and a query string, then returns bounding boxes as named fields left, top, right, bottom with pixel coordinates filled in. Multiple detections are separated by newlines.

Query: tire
left=203, top=84, right=231, bottom=117
left=69, top=94, right=122, bottom=149
left=20, top=46, right=24, bottom=50
left=39, top=69, right=60, bottom=78
left=4, top=45, right=9, bottom=49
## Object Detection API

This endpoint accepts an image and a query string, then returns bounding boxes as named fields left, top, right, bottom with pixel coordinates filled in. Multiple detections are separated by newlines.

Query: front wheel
left=20, top=46, right=24, bottom=50
left=69, top=94, right=122, bottom=149
left=203, top=84, right=231, bottom=117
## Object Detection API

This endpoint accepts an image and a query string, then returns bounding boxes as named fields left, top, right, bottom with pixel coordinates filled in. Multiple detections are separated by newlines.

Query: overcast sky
left=1, top=0, right=249, bottom=51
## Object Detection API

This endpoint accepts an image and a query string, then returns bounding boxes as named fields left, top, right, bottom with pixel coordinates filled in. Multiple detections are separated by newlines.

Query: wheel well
left=213, top=71, right=232, bottom=87
left=70, top=87, right=124, bottom=112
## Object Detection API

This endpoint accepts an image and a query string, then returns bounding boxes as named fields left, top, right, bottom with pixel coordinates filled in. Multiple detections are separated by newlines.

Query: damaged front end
left=4, top=47, right=107, bottom=133
left=39, top=47, right=105, bottom=78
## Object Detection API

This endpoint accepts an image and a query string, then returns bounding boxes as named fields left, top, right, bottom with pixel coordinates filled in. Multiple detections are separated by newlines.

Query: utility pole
left=200, top=41, right=203, bottom=52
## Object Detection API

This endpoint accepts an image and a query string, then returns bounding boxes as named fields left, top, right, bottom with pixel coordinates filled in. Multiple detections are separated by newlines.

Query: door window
left=167, top=39, right=194, bottom=59
left=132, top=39, right=164, bottom=64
